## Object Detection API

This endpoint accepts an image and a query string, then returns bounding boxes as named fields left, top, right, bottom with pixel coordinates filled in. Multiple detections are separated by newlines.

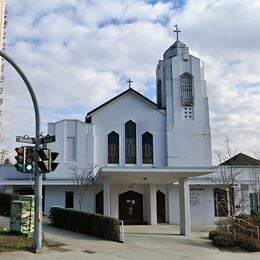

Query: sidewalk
left=1, top=216, right=260, bottom=259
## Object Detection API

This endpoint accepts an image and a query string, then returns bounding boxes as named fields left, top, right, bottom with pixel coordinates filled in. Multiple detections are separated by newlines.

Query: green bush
left=212, top=233, right=234, bottom=248
left=235, top=235, right=260, bottom=252
left=50, top=207, right=120, bottom=242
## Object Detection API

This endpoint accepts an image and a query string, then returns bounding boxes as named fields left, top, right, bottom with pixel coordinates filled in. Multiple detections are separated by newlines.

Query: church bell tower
left=156, top=26, right=212, bottom=167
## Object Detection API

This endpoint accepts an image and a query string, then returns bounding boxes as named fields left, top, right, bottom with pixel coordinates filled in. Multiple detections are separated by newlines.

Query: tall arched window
left=180, top=72, right=194, bottom=106
left=125, top=120, right=136, bottom=163
left=142, top=132, right=153, bottom=164
left=156, top=79, right=162, bottom=108
left=108, top=131, right=119, bottom=164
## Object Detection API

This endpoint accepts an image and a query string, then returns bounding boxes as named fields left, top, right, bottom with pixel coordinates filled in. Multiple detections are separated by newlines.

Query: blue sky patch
left=235, top=82, right=260, bottom=90
left=146, top=0, right=187, bottom=9
left=99, top=18, right=137, bottom=28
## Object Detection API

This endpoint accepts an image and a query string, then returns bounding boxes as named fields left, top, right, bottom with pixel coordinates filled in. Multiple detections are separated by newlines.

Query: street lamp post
left=0, top=50, right=43, bottom=251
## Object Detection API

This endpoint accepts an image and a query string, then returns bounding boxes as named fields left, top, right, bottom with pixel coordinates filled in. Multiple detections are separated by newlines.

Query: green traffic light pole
left=0, top=50, right=43, bottom=251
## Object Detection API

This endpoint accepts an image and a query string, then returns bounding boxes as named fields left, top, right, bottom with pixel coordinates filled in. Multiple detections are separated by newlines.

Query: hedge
left=0, top=192, right=16, bottom=216
left=49, top=207, right=120, bottom=242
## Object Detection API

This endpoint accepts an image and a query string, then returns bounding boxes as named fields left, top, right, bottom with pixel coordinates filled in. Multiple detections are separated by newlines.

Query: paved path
left=1, top=216, right=260, bottom=259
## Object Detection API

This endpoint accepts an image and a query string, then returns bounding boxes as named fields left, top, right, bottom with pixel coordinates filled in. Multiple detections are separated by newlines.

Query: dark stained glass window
left=180, top=72, right=194, bottom=106
left=142, top=132, right=153, bottom=164
left=108, top=131, right=119, bottom=163
left=125, top=120, right=136, bottom=163
left=157, top=79, right=162, bottom=108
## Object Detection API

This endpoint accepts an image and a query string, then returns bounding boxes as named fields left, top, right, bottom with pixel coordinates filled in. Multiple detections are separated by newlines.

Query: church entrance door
left=119, top=190, right=143, bottom=224
left=156, top=190, right=166, bottom=223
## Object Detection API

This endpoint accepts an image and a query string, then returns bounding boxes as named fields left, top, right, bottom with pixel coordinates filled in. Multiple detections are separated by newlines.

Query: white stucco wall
left=167, top=56, right=211, bottom=168
left=47, top=120, right=93, bottom=179
left=169, top=185, right=215, bottom=225
left=0, top=165, right=31, bottom=180
left=44, top=185, right=95, bottom=214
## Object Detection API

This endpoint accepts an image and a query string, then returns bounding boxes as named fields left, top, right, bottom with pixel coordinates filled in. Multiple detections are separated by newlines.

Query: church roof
left=167, top=40, right=187, bottom=50
left=220, top=153, right=260, bottom=166
left=85, top=88, right=158, bottom=122
left=164, top=40, right=188, bottom=59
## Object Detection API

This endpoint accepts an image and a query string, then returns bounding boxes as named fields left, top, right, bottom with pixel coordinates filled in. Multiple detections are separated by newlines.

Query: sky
left=1, top=0, right=260, bottom=163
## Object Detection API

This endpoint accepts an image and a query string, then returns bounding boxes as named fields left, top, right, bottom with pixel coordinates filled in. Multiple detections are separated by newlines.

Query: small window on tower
left=183, top=106, right=194, bottom=120
left=180, top=72, right=194, bottom=106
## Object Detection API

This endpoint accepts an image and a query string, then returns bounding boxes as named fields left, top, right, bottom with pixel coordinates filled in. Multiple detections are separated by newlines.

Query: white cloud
left=2, top=0, right=260, bottom=163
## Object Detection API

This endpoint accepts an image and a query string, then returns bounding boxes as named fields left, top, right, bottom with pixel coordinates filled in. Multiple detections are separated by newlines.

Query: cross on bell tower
left=174, top=24, right=181, bottom=41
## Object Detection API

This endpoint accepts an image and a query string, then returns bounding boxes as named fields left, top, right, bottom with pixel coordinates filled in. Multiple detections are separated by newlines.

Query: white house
left=0, top=35, right=215, bottom=235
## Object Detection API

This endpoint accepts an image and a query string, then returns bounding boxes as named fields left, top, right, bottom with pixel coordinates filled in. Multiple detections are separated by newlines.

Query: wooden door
left=119, top=190, right=143, bottom=224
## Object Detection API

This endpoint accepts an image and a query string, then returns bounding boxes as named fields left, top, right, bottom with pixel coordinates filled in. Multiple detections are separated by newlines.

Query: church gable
left=86, top=88, right=166, bottom=167
left=85, top=88, right=160, bottom=123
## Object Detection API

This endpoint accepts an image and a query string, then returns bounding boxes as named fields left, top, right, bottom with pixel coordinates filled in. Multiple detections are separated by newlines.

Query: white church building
left=1, top=34, right=215, bottom=236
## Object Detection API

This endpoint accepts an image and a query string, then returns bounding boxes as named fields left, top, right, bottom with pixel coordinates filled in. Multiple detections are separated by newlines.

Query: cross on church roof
left=174, top=24, right=181, bottom=41
left=127, top=78, right=133, bottom=88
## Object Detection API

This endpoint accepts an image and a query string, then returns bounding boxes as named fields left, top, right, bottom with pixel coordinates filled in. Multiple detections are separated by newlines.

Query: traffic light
left=24, top=146, right=34, bottom=173
left=15, top=147, right=24, bottom=172
left=37, top=148, right=59, bottom=173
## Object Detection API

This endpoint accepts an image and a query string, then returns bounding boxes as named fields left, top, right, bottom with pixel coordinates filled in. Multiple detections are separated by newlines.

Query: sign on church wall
left=190, top=187, right=204, bottom=207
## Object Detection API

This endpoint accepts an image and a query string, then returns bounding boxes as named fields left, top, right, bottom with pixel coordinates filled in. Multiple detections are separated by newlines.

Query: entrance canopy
left=97, top=166, right=214, bottom=184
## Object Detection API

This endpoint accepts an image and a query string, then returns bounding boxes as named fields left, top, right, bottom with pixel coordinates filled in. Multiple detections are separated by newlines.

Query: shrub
left=235, top=235, right=260, bottom=252
left=212, top=233, right=234, bottom=248
left=209, top=230, right=230, bottom=240
left=50, top=207, right=120, bottom=242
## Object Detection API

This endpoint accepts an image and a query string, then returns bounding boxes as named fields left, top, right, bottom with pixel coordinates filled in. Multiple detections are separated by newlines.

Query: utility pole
left=0, top=50, right=42, bottom=252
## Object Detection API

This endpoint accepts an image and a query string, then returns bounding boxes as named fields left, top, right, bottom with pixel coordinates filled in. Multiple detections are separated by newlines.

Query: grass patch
left=0, top=226, right=33, bottom=252
left=0, top=226, right=66, bottom=253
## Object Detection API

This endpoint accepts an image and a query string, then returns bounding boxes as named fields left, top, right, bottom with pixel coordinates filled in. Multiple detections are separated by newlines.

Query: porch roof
left=96, top=166, right=214, bottom=184
left=0, top=166, right=215, bottom=186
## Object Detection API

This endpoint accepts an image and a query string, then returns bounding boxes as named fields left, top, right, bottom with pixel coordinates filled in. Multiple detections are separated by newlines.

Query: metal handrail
left=227, top=218, right=260, bottom=240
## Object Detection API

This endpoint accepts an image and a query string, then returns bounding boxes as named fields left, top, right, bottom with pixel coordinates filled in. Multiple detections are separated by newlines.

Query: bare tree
left=0, top=130, right=8, bottom=164
left=70, top=164, right=96, bottom=210
left=213, top=138, right=244, bottom=218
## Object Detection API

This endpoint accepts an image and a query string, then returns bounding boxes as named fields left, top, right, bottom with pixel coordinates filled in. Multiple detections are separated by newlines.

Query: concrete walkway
left=1, top=216, right=260, bottom=259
